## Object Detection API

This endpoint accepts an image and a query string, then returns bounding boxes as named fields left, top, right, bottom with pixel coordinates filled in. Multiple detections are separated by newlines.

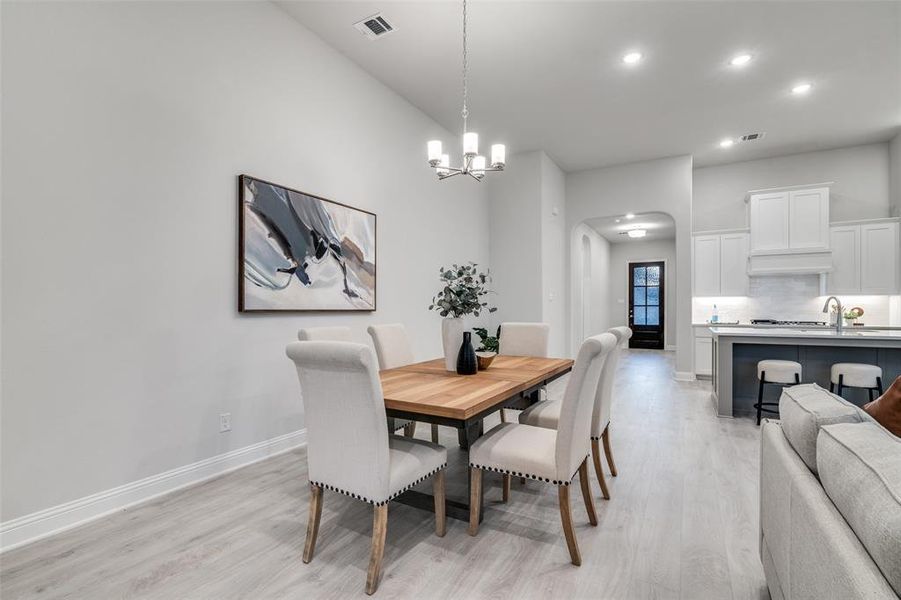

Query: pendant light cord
left=462, top=0, right=468, bottom=135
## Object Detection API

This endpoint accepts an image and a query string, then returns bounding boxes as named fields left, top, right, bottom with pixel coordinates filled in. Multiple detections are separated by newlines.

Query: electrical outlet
left=219, top=413, right=231, bottom=433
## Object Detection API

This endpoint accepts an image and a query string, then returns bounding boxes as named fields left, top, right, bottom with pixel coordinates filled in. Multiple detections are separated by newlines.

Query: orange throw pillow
left=864, top=375, right=901, bottom=437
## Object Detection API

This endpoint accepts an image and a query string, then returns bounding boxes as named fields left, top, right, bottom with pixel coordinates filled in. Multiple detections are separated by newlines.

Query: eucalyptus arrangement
left=429, top=263, right=497, bottom=371
left=428, top=263, right=497, bottom=318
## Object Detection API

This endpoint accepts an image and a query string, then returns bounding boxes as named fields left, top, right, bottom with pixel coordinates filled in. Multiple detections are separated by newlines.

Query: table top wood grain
left=380, top=356, right=574, bottom=421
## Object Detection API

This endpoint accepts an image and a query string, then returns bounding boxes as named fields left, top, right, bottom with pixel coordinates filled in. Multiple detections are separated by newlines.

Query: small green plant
left=428, top=263, right=497, bottom=319
left=473, top=327, right=499, bottom=353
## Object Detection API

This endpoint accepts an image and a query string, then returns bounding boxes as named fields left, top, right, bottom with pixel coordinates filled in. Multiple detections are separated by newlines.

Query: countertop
left=694, top=322, right=901, bottom=331
left=709, top=327, right=901, bottom=341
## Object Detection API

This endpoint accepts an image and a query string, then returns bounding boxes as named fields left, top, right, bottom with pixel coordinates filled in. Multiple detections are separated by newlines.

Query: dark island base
left=731, top=343, right=901, bottom=417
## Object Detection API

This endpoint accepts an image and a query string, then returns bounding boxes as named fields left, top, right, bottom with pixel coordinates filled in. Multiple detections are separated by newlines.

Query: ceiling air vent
left=354, top=14, right=396, bottom=40
left=740, top=132, right=766, bottom=142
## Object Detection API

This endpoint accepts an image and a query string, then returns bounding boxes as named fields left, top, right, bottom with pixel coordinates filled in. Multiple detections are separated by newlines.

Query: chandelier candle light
left=427, top=0, right=505, bottom=181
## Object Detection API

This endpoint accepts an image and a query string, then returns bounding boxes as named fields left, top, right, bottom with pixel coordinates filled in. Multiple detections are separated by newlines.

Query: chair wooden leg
left=403, top=422, right=416, bottom=438
left=558, top=485, right=582, bottom=566
left=500, top=408, right=507, bottom=423
left=502, top=474, right=511, bottom=503
left=602, top=426, right=618, bottom=477
left=591, top=439, right=610, bottom=500
left=434, top=470, right=446, bottom=537
left=365, top=504, right=388, bottom=595
left=430, top=424, right=439, bottom=444
left=302, top=484, right=323, bottom=564
left=578, top=459, right=598, bottom=526
left=468, top=468, right=482, bottom=536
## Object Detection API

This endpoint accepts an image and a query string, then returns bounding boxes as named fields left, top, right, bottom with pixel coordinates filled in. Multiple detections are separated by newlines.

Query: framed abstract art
left=238, top=175, right=376, bottom=312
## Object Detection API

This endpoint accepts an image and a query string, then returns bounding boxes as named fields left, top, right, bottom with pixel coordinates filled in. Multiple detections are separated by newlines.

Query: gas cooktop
left=751, top=319, right=829, bottom=326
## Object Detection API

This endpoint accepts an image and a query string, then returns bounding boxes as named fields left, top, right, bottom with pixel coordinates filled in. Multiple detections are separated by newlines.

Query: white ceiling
left=277, top=1, right=900, bottom=172
left=585, top=212, right=676, bottom=244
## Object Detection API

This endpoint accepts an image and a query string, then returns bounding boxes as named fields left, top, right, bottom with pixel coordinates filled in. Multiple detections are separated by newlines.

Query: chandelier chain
left=461, top=0, right=468, bottom=133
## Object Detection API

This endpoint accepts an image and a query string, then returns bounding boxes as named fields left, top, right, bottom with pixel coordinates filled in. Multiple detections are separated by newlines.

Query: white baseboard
left=0, top=429, right=307, bottom=554
left=674, top=371, right=696, bottom=382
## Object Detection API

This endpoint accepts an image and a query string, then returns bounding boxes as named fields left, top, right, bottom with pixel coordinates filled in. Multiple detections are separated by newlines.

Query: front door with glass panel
left=628, top=261, right=664, bottom=349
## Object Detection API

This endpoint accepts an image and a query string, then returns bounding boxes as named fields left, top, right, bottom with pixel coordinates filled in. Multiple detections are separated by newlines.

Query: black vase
left=456, top=331, right=478, bottom=375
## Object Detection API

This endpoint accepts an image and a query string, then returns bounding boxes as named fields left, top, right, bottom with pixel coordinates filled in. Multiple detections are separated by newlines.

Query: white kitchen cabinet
left=720, top=233, right=750, bottom=295
left=692, top=232, right=749, bottom=296
left=826, top=226, right=860, bottom=294
left=788, top=188, right=830, bottom=249
left=748, top=185, right=829, bottom=253
left=860, top=221, right=899, bottom=294
left=693, top=235, right=721, bottom=296
left=749, top=192, right=790, bottom=251
left=694, top=336, right=713, bottom=376
left=823, top=220, right=899, bottom=295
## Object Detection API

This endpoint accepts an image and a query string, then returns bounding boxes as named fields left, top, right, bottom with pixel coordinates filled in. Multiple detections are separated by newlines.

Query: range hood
left=747, top=247, right=833, bottom=276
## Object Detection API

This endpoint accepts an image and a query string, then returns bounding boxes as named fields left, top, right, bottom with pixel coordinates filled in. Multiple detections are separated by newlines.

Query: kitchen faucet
left=822, top=296, right=844, bottom=333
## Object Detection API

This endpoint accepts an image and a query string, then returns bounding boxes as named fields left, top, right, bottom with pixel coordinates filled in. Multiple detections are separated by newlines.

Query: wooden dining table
left=379, top=355, right=574, bottom=521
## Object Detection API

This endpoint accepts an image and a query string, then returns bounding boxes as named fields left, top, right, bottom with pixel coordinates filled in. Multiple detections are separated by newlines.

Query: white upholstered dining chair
left=299, top=326, right=415, bottom=439
left=497, top=322, right=551, bottom=422
left=518, top=326, right=631, bottom=499
left=286, top=341, right=447, bottom=595
left=367, top=323, right=440, bottom=443
left=468, top=333, right=616, bottom=566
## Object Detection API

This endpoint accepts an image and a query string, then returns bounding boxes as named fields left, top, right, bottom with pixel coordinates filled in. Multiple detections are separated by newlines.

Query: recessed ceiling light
left=627, top=229, right=647, bottom=238
left=730, top=54, right=752, bottom=67
left=791, top=83, right=812, bottom=95
left=622, top=52, right=642, bottom=65
left=625, top=213, right=635, bottom=219
left=719, top=138, right=735, bottom=148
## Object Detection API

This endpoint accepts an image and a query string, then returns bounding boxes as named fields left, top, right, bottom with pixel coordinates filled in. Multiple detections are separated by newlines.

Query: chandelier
left=426, top=0, right=505, bottom=181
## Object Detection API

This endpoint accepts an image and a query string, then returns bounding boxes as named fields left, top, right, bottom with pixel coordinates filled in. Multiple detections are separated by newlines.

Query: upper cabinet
left=825, top=220, right=899, bottom=295
left=748, top=186, right=829, bottom=252
left=749, top=191, right=790, bottom=251
left=693, top=231, right=749, bottom=296
left=746, top=184, right=833, bottom=276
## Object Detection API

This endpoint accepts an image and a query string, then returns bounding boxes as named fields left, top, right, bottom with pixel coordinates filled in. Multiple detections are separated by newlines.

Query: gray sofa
left=760, top=384, right=900, bottom=600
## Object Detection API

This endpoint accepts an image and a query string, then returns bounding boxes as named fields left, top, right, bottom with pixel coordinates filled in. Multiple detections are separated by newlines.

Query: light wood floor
left=1, top=350, right=769, bottom=599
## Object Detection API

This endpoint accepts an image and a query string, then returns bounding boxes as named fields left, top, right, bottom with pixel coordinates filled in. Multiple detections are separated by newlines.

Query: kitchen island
left=709, top=327, right=901, bottom=417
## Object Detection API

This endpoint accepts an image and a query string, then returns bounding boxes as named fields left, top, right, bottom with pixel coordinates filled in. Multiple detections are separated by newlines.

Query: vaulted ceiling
left=278, top=1, right=901, bottom=172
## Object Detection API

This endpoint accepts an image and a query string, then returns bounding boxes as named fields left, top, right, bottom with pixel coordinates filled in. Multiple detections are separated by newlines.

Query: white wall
left=570, top=224, right=611, bottom=343
left=693, top=143, right=891, bottom=232
left=487, top=151, right=543, bottom=328
left=607, top=238, right=677, bottom=348
left=487, top=150, right=568, bottom=356
left=0, top=1, right=489, bottom=522
left=539, top=154, right=567, bottom=356
left=567, top=156, right=693, bottom=376
left=890, top=134, right=901, bottom=218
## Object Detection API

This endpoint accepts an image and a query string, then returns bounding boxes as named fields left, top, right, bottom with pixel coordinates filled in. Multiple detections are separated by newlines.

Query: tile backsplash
left=692, top=274, right=901, bottom=326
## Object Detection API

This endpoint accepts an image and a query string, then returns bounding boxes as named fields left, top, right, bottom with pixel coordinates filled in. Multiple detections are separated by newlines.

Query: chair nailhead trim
left=310, top=463, right=447, bottom=506
left=468, top=455, right=587, bottom=487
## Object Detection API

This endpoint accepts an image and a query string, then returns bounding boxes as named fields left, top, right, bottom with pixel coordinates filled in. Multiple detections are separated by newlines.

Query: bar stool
left=755, top=360, right=802, bottom=425
left=830, top=363, right=884, bottom=401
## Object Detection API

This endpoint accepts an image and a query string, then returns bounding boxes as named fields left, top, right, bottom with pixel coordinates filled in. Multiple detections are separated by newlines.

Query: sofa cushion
left=864, top=375, right=901, bottom=438
left=779, top=384, right=864, bottom=474
left=817, top=422, right=901, bottom=597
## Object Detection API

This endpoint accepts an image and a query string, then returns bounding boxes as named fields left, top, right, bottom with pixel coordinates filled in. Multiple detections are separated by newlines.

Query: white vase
left=441, top=317, right=464, bottom=371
